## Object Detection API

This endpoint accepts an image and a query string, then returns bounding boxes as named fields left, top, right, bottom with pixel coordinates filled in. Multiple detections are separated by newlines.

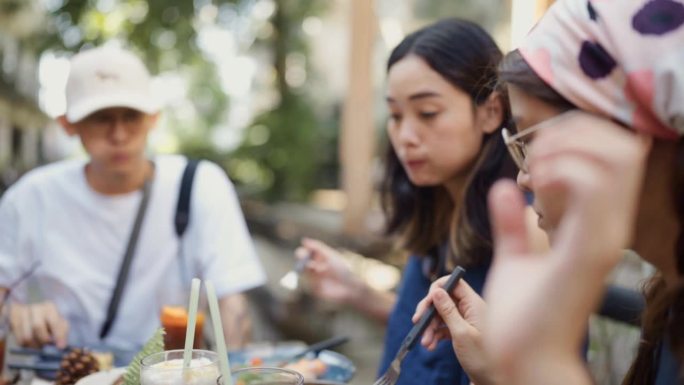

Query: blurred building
left=0, top=0, right=51, bottom=191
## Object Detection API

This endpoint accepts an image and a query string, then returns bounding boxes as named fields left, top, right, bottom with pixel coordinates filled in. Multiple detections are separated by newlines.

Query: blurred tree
left=35, top=1, right=203, bottom=71
left=413, top=0, right=509, bottom=30
left=24, top=0, right=332, bottom=202
left=30, top=0, right=231, bottom=135
left=230, top=0, right=332, bottom=202
left=0, top=0, right=50, bottom=188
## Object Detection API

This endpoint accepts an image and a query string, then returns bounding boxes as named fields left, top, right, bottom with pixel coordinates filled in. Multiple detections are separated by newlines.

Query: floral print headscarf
left=520, top=0, right=684, bottom=139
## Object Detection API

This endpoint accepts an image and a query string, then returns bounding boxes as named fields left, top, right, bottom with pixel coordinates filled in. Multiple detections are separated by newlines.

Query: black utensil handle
left=302, top=335, right=350, bottom=358
left=401, top=266, right=466, bottom=351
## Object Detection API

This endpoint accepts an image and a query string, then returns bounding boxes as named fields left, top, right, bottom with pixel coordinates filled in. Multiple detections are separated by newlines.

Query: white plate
left=75, top=367, right=127, bottom=385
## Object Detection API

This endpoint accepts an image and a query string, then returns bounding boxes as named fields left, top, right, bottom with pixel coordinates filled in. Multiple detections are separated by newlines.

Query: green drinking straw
left=206, top=280, right=233, bottom=385
left=183, top=278, right=202, bottom=370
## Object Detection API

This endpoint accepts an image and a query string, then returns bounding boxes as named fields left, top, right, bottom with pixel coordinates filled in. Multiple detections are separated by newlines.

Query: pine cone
left=54, top=348, right=100, bottom=385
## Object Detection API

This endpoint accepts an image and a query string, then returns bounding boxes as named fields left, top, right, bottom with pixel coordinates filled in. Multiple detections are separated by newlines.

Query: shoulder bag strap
left=99, top=176, right=153, bottom=340
left=174, top=159, right=200, bottom=285
left=174, top=159, right=200, bottom=238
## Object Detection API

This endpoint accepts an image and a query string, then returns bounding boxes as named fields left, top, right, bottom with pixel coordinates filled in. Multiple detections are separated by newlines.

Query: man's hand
left=218, top=293, right=251, bottom=349
left=10, top=302, right=69, bottom=349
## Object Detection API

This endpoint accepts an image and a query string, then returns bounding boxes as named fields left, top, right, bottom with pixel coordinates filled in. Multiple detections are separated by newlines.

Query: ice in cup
left=217, top=367, right=305, bottom=385
left=161, top=305, right=205, bottom=350
left=141, top=349, right=219, bottom=385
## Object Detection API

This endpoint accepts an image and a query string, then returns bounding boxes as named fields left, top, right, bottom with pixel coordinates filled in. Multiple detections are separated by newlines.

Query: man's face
left=63, top=107, right=158, bottom=175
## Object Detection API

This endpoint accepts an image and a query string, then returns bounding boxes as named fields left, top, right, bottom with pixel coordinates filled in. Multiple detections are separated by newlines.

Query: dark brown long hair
left=381, top=18, right=516, bottom=267
left=499, top=49, right=684, bottom=384
left=624, top=140, right=684, bottom=385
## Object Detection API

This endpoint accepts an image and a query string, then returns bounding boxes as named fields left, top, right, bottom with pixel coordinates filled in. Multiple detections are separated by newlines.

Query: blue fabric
left=377, top=256, right=490, bottom=385
left=524, top=191, right=535, bottom=205
left=655, top=337, right=681, bottom=385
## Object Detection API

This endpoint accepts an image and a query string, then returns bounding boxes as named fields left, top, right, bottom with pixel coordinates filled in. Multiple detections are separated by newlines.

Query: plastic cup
left=161, top=305, right=205, bottom=350
left=217, top=367, right=305, bottom=385
left=141, top=349, right=219, bottom=385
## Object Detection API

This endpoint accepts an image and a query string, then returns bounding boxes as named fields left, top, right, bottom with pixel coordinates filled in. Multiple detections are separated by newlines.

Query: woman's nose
left=397, top=121, right=420, bottom=145
left=516, top=169, right=532, bottom=192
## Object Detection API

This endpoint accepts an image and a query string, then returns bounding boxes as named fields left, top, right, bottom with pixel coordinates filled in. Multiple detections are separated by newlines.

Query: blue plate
left=228, top=342, right=355, bottom=383
left=7, top=345, right=137, bottom=381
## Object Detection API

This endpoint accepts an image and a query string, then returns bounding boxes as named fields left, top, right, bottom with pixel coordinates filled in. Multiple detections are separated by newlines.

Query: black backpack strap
left=175, top=159, right=200, bottom=238
left=597, top=285, right=645, bottom=326
left=100, top=177, right=153, bottom=339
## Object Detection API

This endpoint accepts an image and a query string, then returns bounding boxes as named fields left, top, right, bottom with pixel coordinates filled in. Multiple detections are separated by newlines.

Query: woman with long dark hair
left=296, top=19, right=541, bottom=385
left=416, top=1, right=684, bottom=384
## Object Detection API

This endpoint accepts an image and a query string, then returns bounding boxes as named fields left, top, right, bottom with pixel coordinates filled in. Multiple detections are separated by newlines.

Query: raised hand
left=484, top=112, right=649, bottom=385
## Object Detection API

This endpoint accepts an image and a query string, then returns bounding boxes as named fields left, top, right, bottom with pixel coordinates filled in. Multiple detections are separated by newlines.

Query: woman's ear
left=57, top=115, right=78, bottom=137
left=477, top=91, right=505, bottom=135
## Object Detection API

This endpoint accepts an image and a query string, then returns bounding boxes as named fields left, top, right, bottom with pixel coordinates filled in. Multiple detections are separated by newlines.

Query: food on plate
left=283, top=358, right=328, bottom=381
left=248, top=357, right=263, bottom=366
left=55, top=348, right=100, bottom=385
left=234, top=353, right=330, bottom=381
left=92, top=351, right=114, bottom=371
left=234, top=357, right=329, bottom=379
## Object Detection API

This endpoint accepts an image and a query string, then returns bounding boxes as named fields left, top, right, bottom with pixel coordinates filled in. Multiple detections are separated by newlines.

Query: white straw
left=206, top=280, right=233, bottom=385
left=183, top=278, right=201, bottom=369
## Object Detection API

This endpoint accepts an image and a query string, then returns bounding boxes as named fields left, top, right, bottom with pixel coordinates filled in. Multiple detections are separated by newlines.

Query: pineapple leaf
left=123, top=327, right=165, bottom=385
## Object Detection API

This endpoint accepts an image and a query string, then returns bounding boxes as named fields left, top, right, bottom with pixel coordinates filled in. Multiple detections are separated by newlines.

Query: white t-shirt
left=0, top=155, right=266, bottom=351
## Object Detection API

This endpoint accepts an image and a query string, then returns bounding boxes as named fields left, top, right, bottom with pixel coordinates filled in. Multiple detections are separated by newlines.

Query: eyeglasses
left=81, top=109, right=146, bottom=136
left=501, top=110, right=579, bottom=173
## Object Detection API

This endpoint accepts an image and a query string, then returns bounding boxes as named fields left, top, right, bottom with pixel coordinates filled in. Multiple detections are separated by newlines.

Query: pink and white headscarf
left=520, top=0, right=684, bottom=139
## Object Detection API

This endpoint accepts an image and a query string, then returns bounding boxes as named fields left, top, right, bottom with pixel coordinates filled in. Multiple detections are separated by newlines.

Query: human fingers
left=43, top=303, right=69, bottom=349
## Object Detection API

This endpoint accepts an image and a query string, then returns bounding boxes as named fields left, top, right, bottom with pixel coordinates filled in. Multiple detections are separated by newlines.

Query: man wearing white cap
left=0, top=46, right=266, bottom=354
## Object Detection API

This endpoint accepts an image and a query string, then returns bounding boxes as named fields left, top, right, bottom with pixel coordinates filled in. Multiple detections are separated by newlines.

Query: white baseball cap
left=64, top=46, right=160, bottom=123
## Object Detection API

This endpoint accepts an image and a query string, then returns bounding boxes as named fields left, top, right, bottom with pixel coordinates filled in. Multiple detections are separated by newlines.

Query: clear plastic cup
left=141, top=349, right=219, bottom=385
left=217, top=367, right=304, bottom=385
left=160, top=305, right=205, bottom=350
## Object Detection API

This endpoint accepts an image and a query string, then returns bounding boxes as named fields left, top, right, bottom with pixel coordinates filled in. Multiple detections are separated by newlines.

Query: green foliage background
left=8, top=0, right=332, bottom=202
left=3, top=0, right=507, bottom=202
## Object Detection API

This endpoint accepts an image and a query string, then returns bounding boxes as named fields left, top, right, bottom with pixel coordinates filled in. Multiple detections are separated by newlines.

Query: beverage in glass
left=141, top=349, right=219, bottom=385
left=161, top=305, right=205, bottom=350
left=217, top=367, right=305, bottom=385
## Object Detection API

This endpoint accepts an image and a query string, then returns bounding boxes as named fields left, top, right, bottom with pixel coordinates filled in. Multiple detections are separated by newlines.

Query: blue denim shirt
left=655, top=336, right=681, bottom=385
left=377, top=256, right=490, bottom=385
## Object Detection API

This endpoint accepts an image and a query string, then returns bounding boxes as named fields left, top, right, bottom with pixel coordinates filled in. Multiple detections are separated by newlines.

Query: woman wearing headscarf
left=414, top=1, right=684, bottom=384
